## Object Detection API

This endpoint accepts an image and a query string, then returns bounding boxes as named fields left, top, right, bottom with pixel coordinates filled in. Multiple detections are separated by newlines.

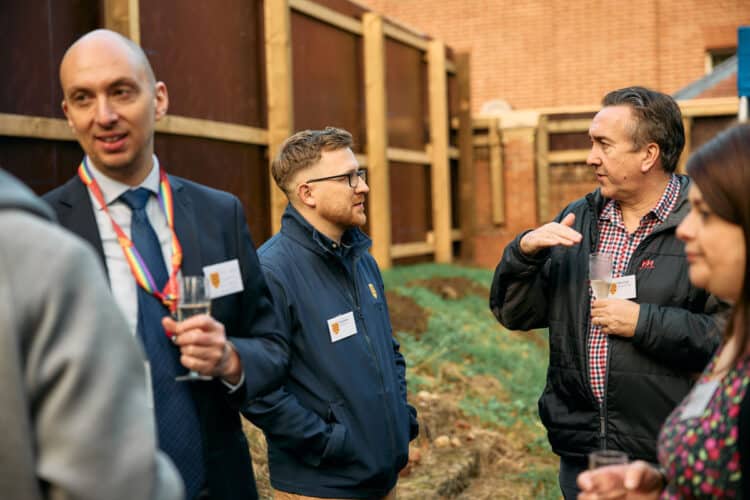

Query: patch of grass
left=382, top=263, right=558, bottom=497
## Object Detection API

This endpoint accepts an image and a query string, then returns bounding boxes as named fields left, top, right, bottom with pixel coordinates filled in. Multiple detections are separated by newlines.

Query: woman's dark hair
left=686, top=124, right=750, bottom=365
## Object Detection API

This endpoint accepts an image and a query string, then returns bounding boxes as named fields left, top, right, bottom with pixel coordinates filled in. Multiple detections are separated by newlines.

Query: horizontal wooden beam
left=546, top=118, right=591, bottom=133
left=383, top=22, right=428, bottom=51
left=678, top=97, right=738, bottom=117
left=387, top=147, right=430, bottom=164
left=0, top=113, right=73, bottom=140
left=548, top=149, right=589, bottom=164
left=0, top=112, right=269, bottom=146
left=290, top=0, right=362, bottom=35
left=391, top=240, right=434, bottom=259
left=448, top=146, right=459, bottom=159
left=156, top=116, right=268, bottom=145
left=391, top=229, right=461, bottom=259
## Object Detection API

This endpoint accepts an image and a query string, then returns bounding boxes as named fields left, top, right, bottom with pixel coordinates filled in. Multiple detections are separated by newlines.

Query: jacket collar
left=279, top=203, right=372, bottom=259
left=586, top=173, right=691, bottom=231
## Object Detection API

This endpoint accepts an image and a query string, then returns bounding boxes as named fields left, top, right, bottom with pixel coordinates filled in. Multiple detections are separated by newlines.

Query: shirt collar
left=87, top=155, right=161, bottom=210
left=599, top=174, right=679, bottom=224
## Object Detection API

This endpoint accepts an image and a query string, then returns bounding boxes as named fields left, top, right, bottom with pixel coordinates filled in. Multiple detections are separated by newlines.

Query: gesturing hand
left=519, top=213, right=582, bottom=256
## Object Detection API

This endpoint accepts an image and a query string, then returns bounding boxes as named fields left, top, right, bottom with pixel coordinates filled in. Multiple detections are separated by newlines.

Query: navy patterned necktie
left=119, top=188, right=205, bottom=499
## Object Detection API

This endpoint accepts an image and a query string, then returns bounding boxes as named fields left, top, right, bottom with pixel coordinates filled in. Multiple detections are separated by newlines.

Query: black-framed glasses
left=305, top=169, right=367, bottom=188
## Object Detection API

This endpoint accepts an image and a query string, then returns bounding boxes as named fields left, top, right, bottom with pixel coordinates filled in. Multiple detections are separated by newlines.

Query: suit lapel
left=170, top=176, right=203, bottom=276
left=55, top=177, right=108, bottom=272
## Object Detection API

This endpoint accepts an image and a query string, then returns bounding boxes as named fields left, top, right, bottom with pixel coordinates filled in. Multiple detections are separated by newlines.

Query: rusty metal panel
left=1, top=138, right=83, bottom=194
left=385, top=39, right=427, bottom=149
left=154, top=134, right=271, bottom=243
left=290, top=11, right=365, bottom=151
left=140, top=0, right=266, bottom=128
left=389, top=162, right=431, bottom=244
left=691, top=116, right=737, bottom=152
left=0, top=0, right=100, bottom=117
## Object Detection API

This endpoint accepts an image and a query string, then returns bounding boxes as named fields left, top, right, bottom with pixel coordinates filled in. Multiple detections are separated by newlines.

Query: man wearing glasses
left=243, top=127, right=418, bottom=499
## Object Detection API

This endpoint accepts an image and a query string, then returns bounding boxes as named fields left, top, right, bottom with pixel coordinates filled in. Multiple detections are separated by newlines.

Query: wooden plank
left=678, top=97, right=738, bottom=117
left=536, top=115, right=550, bottom=223
left=363, top=12, right=391, bottom=269
left=677, top=116, right=692, bottom=174
left=383, top=23, right=428, bottom=51
left=391, top=241, right=433, bottom=259
left=289, top=0, right=362, bottom=35
left=546, top=118, right=591, bottom=133
left=265, top=0, right=295, bottom=234
left=472, top=136, right=490, bottom=146
left=427, top=39, right=452, bottom=263
left=387, top=147, right=430, bottom=164
left=472, top=117, right=496, bottom=129
left=448, top=146, right=459, bottom=159
left=456, top=52, right=475, bottom=259
left=103, top=0, right=140, bottom=44
left=0, top=114, right=73, bottom=141
left=0, top=112, right=270, bottom=145
left=488, top=118, right=505, bottom=225
left=548, top=149, right=590, bottom=164
left=156, top=116, right=268, bottom=145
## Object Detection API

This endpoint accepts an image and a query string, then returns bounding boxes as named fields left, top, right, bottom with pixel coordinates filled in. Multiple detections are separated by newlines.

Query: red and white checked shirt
left=588, top=175, right=680, bottom=403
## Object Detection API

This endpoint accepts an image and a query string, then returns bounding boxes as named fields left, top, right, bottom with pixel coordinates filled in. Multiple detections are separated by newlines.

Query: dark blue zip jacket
left=243, top=204, right=418, bottom=498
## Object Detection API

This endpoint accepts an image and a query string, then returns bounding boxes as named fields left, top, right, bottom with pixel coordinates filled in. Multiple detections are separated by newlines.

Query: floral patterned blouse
left=657, top=352, right=749, bottom=498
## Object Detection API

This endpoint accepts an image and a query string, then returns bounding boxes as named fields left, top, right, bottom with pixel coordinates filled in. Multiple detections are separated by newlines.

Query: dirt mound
left=386, top=290, right=430, bottom=339
left=407, top=276, right=489, bottom=301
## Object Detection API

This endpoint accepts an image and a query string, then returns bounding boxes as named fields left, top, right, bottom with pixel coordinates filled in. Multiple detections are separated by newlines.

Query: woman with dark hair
left=577, top=123, right=750, bottom=499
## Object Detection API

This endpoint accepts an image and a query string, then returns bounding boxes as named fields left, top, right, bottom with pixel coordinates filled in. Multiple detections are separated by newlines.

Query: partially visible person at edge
left=488, top=86, right=725, bottom=499
left=43, top=29, right=289, bottom=500
left=0, top=169, right=184, bottom=500
left=242, top=127, right=418, bottom=499
left=578, top=124, right=750, bottom=498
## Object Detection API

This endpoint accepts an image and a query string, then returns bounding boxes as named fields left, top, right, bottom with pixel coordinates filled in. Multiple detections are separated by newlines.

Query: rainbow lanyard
left=78, top=158, right=183, bottom=312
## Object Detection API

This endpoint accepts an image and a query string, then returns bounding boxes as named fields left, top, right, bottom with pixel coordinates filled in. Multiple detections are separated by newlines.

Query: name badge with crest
left=202, top=259, right=244, bottom=299
left=327, top=311, right=357, bottom=343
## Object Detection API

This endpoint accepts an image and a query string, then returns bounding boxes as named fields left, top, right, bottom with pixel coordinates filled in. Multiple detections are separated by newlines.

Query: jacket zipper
left=585, top=185, right=685, bottom=452
left=347, top=255, right=397, bottom=456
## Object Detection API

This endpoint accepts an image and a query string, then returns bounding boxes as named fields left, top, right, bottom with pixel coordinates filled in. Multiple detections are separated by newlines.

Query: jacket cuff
left=632, top=303, right=651, bottom=345
left=507, top=231, right=551, bottom=267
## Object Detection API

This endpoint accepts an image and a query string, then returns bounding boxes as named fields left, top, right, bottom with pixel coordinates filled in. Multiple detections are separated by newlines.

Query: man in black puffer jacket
left=490, top=87, right=725, bottom=499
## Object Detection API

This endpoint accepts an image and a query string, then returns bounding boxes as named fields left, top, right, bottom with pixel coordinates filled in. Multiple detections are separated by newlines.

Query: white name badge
left=609, top=275, right=637, bottom=299
left=203, top=259, right=244, bottom=299
left=327, top=311, right=358, bottom=343
left=680, top=379, right=719, bottom=420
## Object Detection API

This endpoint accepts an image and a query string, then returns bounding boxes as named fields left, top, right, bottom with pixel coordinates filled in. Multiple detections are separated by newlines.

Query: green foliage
left=383, top=263, right=557, bottom=496
left=384, top=263, right=548, bottom=427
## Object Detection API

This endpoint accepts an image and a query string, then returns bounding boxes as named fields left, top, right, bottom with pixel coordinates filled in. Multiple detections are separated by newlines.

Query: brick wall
left=359, top=0, right=750, bottom=112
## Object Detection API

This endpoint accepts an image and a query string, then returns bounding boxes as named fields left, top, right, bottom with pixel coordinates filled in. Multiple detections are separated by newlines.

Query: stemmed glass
left=174, top=275, right=213, bottom=382
left=589, top=252, right=614, bottom=300
left=588, top=449, right=629, bottom=469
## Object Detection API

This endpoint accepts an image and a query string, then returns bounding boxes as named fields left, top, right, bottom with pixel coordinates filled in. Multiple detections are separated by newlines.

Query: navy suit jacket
left=44, top=173, right=289, bottom=500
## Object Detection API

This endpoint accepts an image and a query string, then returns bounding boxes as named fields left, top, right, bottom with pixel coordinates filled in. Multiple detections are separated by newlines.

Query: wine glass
left=588, top=449, right=629, bottom=469
left=589, top=252, right=614, bottom=300
left=174, top=275, right=213, bottom=382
